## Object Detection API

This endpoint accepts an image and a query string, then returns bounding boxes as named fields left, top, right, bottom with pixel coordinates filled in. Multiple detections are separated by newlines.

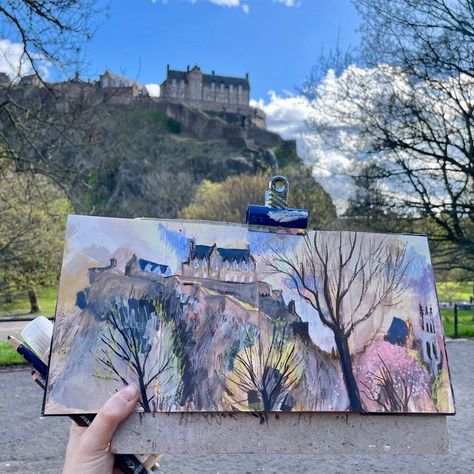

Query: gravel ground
left=0, top=339, right=472, bottom=474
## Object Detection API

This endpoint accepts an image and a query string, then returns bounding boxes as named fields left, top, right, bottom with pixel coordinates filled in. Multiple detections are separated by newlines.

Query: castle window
left=249, top=262, right=254, bottom=271
left=426, top=341, right=431, bottom=359
left=194, top=259, right=200, bottom=269
left=229, top=84, right=235, bottom=103
left=202, top=259, right=207, bottom=269
left=232, top=260, right=238, bottom=270
left=242, top=261, right=247, bottom=271
left=432, top=343, right=437, bottom=358
left=191, top=81, right=201, bottom=100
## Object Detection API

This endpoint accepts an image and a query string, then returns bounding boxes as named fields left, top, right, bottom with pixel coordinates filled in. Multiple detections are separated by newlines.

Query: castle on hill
left=0, top=65, right=266, bottom=128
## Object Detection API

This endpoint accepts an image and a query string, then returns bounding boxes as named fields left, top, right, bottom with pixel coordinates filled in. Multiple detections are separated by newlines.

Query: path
left=0, top=320, right=30, bottom=341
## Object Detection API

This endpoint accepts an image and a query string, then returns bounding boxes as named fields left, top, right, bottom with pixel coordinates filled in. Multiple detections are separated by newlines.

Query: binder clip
left=246, top=175, right=308, bottom=231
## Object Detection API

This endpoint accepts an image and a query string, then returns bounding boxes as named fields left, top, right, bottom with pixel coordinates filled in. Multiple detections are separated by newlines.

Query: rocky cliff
left=0, top=84, right=301, bottom=218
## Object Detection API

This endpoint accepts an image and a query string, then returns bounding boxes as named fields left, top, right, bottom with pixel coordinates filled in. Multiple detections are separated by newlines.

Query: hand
left=63, top=384, right=140, bottom=474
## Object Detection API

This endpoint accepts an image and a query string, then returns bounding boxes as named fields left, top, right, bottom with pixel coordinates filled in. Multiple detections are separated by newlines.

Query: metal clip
left=246, top=175, right=308, bottom=231
left=264, top=175, right=289, bottom=209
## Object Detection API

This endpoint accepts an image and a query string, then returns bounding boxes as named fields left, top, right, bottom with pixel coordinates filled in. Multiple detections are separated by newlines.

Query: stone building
left=181, top=242, right=256, bottom=283
left=19, top=74, right=44, bottom=88
left=99, top=70, right=148, bottom=95
left=160, top=65, right=250, bottom=113
left=0, top=73, right=10, bottom=87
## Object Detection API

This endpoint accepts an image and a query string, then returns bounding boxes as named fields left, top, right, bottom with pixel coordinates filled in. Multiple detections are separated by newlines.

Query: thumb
left=81, top=384, right=140, bottom=453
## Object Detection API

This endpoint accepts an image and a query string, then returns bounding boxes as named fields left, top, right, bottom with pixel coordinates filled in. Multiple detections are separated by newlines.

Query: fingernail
left=121, top=383, right=140, bottom=401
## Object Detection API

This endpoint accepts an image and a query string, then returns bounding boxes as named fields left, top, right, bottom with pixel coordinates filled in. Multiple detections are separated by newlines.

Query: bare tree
left=303, top=0, right=474, bottom=272
left=360, top=355, right=415, bottom=412
left=96, top=298, right=175, bottom=412
left=0, top=0, right=102, bottom=79
left=225, top=323, right=302, bottom=411
left=265, top=231, right=409, bottom=411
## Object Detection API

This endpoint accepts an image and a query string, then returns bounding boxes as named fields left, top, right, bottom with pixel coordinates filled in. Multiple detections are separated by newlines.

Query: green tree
left=0, top=161, right=70, bottom=313
left=180, top=166, right=337, bottom=229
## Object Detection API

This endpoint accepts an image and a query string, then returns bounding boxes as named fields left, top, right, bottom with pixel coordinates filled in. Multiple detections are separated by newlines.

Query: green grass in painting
left=0, top=341, right=25, bottom=365
left=441, top=307, right=474, bottom=338
left=0, top=287, right=57, bottom=318
left=436, top=281, right=473, bottom=303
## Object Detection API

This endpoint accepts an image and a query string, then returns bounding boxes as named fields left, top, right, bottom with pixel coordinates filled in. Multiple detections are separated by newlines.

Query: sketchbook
left=43, top=215, right=455, bottom=415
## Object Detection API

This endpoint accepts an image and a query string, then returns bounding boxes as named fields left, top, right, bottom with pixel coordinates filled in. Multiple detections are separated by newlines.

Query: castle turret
left=419, top=304, right=441, bottom=376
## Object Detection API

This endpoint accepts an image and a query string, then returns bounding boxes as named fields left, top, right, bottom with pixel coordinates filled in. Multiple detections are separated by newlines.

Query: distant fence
left=441, top=303, right=474, bottom=338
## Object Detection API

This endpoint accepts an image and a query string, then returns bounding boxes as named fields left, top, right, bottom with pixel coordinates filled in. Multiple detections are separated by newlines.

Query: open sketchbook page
left=44, top=215, right=455, bottom=415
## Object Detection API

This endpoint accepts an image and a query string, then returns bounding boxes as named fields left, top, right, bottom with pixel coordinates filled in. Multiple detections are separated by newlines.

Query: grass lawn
left=436, top=281, right=473, bottom=303
left=0, top=287, right=57, bottom=318
left=0, top=341, right=25, bottom=365
left=441, top=307, right=474, bottom=338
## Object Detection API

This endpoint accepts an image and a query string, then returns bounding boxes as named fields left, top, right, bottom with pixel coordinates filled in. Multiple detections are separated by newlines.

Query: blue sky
left=81, top=0, right=360, bottom=100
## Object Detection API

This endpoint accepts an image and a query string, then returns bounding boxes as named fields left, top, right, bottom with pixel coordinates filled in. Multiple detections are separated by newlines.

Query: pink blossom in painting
left=356, top=339, right=435, bottom=413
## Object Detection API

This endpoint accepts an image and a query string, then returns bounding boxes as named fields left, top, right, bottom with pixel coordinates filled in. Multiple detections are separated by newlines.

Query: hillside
left=0, top=84, right=306, bottom=219
left=47, top=259, right=344, bottom=413
left=76, top=103, right=300, bottom=218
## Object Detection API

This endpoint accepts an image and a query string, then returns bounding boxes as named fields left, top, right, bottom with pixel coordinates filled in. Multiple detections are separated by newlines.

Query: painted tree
left=225, top=323, right=302, bottom=411
left=265, top=231, right=410, bottom=411
left=96, top=297, right=176, bottom=412
left=356, top=340, right=433, bottom=412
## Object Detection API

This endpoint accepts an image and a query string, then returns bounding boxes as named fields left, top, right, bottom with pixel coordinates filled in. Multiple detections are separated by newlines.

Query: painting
left=44, top=215, right=455, bottom=415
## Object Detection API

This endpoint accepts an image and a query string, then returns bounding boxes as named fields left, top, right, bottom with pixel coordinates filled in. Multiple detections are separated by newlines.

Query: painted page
left=44, top=215, right=455, bottom=414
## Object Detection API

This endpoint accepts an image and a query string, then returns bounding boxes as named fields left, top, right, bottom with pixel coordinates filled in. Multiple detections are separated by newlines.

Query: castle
left=161, top=65, right=250, bottom=114
left=181, top=242, right=256, bottom=283
left=0, top=65, right=267, bottom=129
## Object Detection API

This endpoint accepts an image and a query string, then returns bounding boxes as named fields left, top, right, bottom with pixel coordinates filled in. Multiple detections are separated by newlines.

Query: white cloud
left=252, top=89, right=356, bottom=211
left=242, top=3, right=250, bottom=13
left=273, top=0, right=300, bottom=6
left=0, top=39, right=34, bottom=80
left=209, top=0, right=240, bottom=6
left=251, top=91, right=310, bottom=139
left=258, top=65, right=471, bottom=215
left=0, top=39, right=50, bottom=81
left=146, top=83, right=161, bottom=97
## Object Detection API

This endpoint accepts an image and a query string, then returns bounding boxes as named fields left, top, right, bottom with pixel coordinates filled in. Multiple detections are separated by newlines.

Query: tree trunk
left=333, top=330, right=363, bottom=412
left=134, top=361, right=151, bottom=412
left=28, top=287, right=41, bottom=313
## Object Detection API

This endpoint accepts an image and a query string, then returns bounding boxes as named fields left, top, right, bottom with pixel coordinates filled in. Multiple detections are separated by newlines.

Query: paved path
left=1, top=340, right=473, bottom=473
left=0, top=320, right=29, bottom=341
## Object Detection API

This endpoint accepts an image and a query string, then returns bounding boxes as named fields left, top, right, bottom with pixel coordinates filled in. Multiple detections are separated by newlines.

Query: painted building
left=181, top=242, right=256, bottom=283
left=419, top=304, right=441, bottom=377
left=138, top=258, right=172, bottom=277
